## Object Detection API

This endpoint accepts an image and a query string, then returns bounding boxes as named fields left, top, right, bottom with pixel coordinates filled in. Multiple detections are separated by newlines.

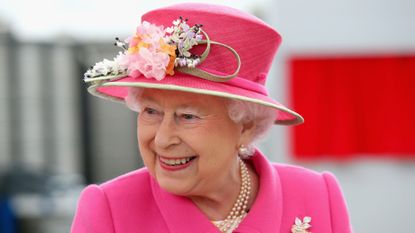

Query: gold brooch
left=291, top=216, right=312, bottom=233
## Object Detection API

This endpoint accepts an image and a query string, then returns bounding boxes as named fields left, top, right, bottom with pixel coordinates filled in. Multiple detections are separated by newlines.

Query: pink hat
left=84, top=3, right=304, bottom=125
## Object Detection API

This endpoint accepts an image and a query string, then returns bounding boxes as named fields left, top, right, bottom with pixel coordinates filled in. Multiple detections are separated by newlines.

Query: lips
left=158, top=155, right=196, bottom=171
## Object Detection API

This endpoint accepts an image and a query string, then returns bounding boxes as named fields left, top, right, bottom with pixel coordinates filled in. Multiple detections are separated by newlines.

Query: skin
left=136, top=89, right=259, bottom=220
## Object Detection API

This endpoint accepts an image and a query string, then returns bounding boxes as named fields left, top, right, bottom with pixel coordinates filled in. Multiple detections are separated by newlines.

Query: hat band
left=207, top=72, right=268, bottom=96
left=176, top=30, right=241, bottom=83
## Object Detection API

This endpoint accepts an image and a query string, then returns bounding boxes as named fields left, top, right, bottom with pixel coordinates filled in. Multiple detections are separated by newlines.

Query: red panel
left=290, top=55, right=415, bottom=160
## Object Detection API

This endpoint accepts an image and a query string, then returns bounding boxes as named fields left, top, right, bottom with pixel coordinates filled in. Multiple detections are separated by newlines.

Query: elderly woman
left=71, top=3, right=352, bottom=233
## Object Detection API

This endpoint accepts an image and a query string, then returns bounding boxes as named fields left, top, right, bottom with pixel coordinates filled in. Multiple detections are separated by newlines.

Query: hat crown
left=142, top=3, right=282, bottom=86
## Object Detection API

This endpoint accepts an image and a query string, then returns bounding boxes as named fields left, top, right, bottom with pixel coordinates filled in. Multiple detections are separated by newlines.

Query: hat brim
left=87, top=74, right=304, bottom=126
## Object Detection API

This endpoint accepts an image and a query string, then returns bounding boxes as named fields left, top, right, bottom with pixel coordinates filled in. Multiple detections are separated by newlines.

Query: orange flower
left=159, top=39, right=177, bottom=75
left=160, top=39, right=176, bottom=56
left=165, top=54, right=176, bottom=76
left=128, top=35, right=150, bottom=54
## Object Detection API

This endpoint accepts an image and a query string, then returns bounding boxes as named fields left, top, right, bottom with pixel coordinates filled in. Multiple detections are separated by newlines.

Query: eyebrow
left=176, top=105, right=202, bottom=113
left=140, top=96, right=206, bottom=111
left=140, top=97, right=159, bottom=105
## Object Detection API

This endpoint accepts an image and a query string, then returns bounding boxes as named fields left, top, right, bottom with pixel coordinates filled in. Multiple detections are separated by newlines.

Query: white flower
left=165, top=26, right=174, bottom=34
left=182, top=50, right=191, bottom=57
left=94, top=60, right=110, bottom=76
left=84, top=69, right=96, bottom=79
left=173, top=19, right=181, bottom=26
left=187, top=59, right=195, bottom=68
left=83, top=52, right=128, bottom=80
left=113, top=52, right=128, bottom=71
left=181, top=22, right=190, bottom=31
left=291, top=216, right=312, bottom=233
left=195, top=34, right=203, bottom=41
left=303, top=217, right=312, bottom=224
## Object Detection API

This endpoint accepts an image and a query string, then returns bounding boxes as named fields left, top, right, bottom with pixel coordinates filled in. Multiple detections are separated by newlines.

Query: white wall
left=257, top=0, right=415, bottom=232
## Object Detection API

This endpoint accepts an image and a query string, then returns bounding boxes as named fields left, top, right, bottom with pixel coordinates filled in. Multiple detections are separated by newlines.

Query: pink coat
left=71, top=151, right=353, bottom=233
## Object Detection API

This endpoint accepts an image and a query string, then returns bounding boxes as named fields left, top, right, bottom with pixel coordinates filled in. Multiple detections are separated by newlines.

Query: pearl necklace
left=213, top=157, right=252, bottom=232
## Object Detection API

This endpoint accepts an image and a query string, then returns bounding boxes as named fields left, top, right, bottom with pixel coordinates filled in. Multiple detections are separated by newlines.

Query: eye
left=181, top=113, right=199, bottom=120
left=139, top=107, right=162, bottom=123
left=143, top=107, right=159, bottom=115
left=177, top=113, right=202, bottom=124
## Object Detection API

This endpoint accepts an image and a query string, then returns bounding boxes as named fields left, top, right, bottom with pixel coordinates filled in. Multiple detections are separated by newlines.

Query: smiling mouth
left=159, top=156, right=197, bottom=166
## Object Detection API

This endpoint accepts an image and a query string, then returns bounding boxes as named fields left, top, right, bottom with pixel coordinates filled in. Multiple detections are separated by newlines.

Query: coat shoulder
left=71, top=168, right=167, bottom=233
left=271, top=163, right=352, bottom=233
left=273, top=163, right=325, bottom=178
left=99, top=167, right=152, bottom=194
left=97, top=168, right=160, bottom=218
left=272, top=163, right=339, bottom=203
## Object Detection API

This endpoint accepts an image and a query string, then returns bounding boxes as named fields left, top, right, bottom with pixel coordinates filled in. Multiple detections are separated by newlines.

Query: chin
left=156, top=176, right=192, bottom=196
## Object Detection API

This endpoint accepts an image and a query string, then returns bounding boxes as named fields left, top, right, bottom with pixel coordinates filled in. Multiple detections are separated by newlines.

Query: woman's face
left=137, top=89, right=249, bottom=196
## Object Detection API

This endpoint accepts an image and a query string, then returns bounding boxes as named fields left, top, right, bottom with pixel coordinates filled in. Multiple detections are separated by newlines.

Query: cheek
left=137, top=123, right=156, bottom=170
left=211, top=121, right=241, bottom=145
left=137, top=118, right=156, bottom=146
left=192, top=123, right=240, bottom=161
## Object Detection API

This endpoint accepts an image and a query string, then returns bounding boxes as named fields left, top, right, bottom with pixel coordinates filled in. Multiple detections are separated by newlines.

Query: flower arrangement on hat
left=84, top=17, right=204, bottom=81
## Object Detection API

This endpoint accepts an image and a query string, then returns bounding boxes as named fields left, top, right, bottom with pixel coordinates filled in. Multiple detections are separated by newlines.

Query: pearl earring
left=238, top=144, right=254, bottom=159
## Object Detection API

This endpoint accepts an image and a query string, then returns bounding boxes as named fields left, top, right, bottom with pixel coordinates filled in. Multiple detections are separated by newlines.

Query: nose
left=154, top=114, right=181, bottom=149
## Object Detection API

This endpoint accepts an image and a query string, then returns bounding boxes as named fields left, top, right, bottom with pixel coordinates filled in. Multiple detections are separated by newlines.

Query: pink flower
left=107, top=18, right=205, bottom=81
left=127, top=47, right=169, bottom=80
left=136, top=21, right=165, bottom=47
left=129, top=69, right=142, bottom=79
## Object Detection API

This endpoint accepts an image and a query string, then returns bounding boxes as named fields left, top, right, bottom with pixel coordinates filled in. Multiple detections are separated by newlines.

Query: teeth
left=160, top=156, right=193, bottom=166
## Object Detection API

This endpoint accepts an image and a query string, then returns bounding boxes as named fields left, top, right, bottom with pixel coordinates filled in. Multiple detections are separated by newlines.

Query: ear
left=238, top=121, right=256, bottom=146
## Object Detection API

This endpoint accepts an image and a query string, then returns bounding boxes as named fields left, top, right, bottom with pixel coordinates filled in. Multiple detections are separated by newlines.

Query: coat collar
left=150, top=150, right=283, bottom=233
left=151, top=174, right=219, bottom=233
left=236, top=150, right=283, bottom=232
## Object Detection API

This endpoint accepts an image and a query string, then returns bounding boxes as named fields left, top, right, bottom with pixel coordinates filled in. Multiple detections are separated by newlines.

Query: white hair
left=125, top=87, right=275, bottom=146
left=125, top=87, right=143, bottom=112
left=227, top=98, right=276, bottom=144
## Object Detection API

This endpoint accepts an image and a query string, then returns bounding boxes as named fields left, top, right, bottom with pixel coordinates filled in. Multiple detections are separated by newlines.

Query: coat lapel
left=235, top=150, right=283, bottom=233
left=151, top=176, right=220, bottom=233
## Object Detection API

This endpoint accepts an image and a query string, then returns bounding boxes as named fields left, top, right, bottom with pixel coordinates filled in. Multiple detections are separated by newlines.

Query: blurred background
left=0, top=0, right=414, bottom=232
